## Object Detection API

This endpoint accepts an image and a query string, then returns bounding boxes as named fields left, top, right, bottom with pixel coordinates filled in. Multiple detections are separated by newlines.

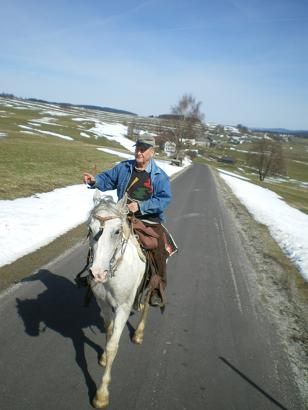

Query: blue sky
left=1, top=0, right=308, bottom=129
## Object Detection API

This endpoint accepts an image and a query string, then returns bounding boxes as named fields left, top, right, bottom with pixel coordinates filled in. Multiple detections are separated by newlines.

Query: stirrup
left=150, top=290, right=165, bottom=308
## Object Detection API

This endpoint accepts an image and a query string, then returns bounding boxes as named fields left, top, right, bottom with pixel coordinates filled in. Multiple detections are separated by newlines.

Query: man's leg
left=146, top=224, right=168, bottom=306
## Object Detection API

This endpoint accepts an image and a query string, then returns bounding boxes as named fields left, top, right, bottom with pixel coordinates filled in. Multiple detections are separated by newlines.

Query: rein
left=95, top=215, right=119, bottom=223
left=94, top=213, right=131, bottom=278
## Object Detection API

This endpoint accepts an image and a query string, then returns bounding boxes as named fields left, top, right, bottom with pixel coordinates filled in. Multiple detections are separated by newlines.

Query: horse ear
left=117, top=193, right=128, bottom=215
left=93, top=189, right=103, bottom=206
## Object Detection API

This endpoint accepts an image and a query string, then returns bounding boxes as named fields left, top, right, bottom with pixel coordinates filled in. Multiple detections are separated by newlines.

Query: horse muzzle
left=89, top=267, right=109, bottom=283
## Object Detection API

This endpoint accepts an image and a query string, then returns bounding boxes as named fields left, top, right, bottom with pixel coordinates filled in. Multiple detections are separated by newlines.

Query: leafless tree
left=169, top=94, right=205, bottom=149
left=127, top=119, right=142, bottom=141
left=237, top=124, right=249, bottom=134
left=248, top=136, right=287, bottom=181
left=171, top=94, right=205, bottom=122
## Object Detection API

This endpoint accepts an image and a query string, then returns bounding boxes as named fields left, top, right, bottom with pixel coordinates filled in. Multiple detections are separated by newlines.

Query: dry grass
left=0, top=134, right=119, bottom=199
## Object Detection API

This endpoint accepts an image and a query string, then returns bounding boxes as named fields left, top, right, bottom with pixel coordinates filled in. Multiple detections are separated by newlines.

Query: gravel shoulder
left=213, top=169, right=308, bottom=406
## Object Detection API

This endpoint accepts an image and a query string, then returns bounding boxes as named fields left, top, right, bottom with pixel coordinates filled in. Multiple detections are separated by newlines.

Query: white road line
left=217, top=217, right=243, bottom=314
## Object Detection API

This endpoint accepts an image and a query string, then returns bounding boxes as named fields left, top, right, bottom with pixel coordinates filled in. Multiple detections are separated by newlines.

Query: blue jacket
left=92, top=159, right=172, bottom=221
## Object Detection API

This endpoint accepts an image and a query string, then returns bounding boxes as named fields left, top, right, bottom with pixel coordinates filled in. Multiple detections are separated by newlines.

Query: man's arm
left=83, top=165, right=120, bottom=191
left=139, top=175, right=172, bottom=216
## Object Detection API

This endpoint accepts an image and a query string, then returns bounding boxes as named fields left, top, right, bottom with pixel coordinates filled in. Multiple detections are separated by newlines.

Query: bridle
left=92, top=214, right=131, bottom=278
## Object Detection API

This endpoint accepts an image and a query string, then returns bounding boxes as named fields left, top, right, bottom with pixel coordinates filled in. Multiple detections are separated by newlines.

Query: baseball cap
left=134, top=133, right=156, bottom=148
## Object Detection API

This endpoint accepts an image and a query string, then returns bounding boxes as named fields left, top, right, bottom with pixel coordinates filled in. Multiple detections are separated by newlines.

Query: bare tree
left=248, top=136, right=287, bottom=181
left=237, top=124, right=249, bottom=134
left=127, top=119, right=142, bottom=141
left=171, top=94, right=204, bottom=122
left=154, top=120, right=176, bottom=150
left=169, top=94, right=205, bottom=149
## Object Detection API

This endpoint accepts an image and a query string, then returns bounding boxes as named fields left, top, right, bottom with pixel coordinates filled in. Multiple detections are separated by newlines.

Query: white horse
left=87, top=194, right=150, bottom=408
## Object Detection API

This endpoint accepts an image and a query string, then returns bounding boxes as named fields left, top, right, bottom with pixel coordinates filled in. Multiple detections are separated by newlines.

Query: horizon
left=2, top=93, right=308, bottom=132
left=1, top=1, right=307, bottom=130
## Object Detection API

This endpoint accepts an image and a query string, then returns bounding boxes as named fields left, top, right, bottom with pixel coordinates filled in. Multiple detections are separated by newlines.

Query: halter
left=93, top=214, right=130, bottom=278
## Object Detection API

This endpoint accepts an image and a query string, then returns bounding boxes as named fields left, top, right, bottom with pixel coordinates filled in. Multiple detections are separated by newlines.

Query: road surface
left=0, top=164, right=303, bottom=409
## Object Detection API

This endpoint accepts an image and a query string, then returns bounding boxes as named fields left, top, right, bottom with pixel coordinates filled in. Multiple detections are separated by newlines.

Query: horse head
left=88, top=193, right=130, bottom=283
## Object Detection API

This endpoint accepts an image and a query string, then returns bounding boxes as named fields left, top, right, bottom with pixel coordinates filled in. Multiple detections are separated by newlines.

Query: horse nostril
left=89, top=268, right=109, bottom=283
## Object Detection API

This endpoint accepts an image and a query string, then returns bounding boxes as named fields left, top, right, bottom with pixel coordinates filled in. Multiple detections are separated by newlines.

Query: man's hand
left=83, top=172, right=95, bottom=185
left=127, top=202, right=139, bottom=213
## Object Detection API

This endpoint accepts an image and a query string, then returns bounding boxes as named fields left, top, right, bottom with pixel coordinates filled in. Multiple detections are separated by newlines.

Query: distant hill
left=0, top=93, right=137, bottom=116
left=26, top=98, right=137, bottom=116
left=250, top=127, right=308, bottom=138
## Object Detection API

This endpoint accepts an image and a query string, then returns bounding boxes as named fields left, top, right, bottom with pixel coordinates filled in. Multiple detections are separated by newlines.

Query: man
left=83, top=133, right=172, bottom=307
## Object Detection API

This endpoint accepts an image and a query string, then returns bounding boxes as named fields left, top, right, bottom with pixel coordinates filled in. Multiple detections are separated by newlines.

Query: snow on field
left=31, top=117, right=57, bottom=124
left=0, top=126, right=190, bottom=268
left=0, top=186, right=94, bottom=267
left=36, top=130, right=74, bottom=141
left=1, top=103, right=307, bottom=281
left=41, top=110, right=69, bottom=116
left=89, top=122, right=134, bottom=151
left=219, top=169, right=308, bottom=281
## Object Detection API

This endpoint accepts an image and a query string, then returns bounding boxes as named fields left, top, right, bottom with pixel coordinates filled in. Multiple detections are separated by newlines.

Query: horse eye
left=114, top=229, right=120, bottom=235
left=93, top=228, right=103, bottom=241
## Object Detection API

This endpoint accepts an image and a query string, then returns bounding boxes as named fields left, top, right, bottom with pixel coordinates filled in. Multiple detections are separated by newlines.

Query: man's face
left=135, top=144, right=154, bottom=168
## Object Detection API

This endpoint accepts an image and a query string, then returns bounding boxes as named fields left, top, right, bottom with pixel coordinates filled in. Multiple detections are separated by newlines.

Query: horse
left=87, top=193, right=150, bottom=408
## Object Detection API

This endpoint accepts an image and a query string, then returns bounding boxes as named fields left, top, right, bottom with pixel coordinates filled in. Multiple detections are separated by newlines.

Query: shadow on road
left=219, top=357, right=289, bottom=410
left=16, top=269, right=105, bottom=401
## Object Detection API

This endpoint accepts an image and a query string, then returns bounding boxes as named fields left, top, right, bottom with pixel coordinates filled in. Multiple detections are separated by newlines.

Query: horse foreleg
left=133, top=291, right=151, bottom=345
left=99, top=320, right=114, bottom=367
left=93, top=307, right=130, bottom=409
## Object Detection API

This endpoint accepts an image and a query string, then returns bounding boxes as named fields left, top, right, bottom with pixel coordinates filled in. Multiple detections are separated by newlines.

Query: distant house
left=196, top=138, right=211, bottom=148
left=224, top=126, right=240, bottom=135
left=182, top=138, right=196, bottom=145
left=230, top=137, right=241, bottom=145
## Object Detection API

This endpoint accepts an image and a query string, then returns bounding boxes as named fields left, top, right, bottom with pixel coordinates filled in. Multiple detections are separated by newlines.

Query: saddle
left=129, top=217, right=159, bottom=250
left=129, top=217, right=178, bottom=256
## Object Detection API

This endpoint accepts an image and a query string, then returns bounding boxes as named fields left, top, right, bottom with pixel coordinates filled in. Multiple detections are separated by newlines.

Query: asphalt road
left=0, top=164, right=303, bottom=410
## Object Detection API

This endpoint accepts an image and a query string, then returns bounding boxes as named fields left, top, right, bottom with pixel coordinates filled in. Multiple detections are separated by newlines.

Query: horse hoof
left=99, top=354, right=106, bottom=367
left=132, top=334, right=143, bottom=344
left=92, top=395, right=109, bottom=408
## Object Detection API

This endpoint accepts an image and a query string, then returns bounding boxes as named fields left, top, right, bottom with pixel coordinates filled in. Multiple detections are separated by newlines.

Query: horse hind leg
left=93, top=307, right=130, bottom=409
left=132, top=291, right=151, bottom=345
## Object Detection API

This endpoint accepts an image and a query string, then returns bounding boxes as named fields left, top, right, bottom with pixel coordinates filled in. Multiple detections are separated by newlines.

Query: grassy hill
left=1, top=96, right=308, bottom=214
left=198, top=136, right=308, bottom=213
left=0, top=97, right=140, bottom=199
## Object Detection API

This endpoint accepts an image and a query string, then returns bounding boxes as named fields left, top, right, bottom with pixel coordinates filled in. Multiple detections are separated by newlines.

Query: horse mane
left=88, top=193, right=144, bottom=260
left=88, top=194, right=128, bottom=223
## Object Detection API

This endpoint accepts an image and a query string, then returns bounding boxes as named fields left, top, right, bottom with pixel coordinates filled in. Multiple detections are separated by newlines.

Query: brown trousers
left=144, top=223, right=169, bottom=288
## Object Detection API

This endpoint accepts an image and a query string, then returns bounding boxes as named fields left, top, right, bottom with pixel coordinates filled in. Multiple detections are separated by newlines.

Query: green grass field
left=0, top=134, right=119, bottom=199
left=0, top=99, right=129, bottom=199
left=197, top=137, right=308, bottom=214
